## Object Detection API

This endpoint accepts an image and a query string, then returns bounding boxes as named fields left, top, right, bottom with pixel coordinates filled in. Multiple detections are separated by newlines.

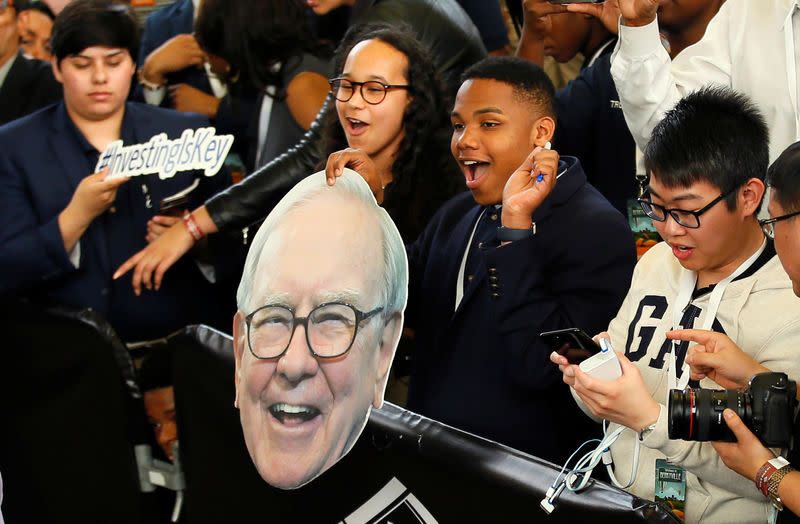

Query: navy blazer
left=0, top=102, right=231, bottom=341
left=0, top=53, right=62, bottom=125
left=405, top=157, right=636, bottom=462
left=554, top=51, right=638, bottom=217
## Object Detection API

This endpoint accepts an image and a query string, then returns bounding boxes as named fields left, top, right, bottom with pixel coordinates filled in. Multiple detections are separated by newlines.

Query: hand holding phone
left=540, top=328, right=601, bottom=364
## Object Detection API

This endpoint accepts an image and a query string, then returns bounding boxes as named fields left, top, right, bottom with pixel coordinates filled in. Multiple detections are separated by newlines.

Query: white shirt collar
left=587, top=39, right=615, bottom=68
left=0, top=52, right=17, bottom=91
left=192, top=0, right=200, bottom=13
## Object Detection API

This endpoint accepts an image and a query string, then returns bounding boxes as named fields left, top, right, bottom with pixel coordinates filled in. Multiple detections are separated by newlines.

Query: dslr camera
left=668, top=372, right=797, bottom=448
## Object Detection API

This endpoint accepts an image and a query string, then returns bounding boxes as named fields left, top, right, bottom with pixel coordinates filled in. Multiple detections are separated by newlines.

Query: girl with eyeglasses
left=320, top=23, right=463, bottom=242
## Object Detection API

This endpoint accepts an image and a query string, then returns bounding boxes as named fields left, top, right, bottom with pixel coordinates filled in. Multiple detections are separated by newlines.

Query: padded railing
left=0, top=301, right=150, bottom=524
left=169, top=325, right=678, bottom=523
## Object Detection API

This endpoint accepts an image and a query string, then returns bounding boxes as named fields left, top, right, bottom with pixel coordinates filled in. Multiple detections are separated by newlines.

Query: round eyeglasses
left=638, top=187, right=736, bottom=229
left=244, top=302, right=383, bottom=360
left=329, top=78, right=411, bottom=105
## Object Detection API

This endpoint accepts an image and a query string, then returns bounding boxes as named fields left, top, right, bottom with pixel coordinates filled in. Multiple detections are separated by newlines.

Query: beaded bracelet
left=183, top=213, right=205, bottom=242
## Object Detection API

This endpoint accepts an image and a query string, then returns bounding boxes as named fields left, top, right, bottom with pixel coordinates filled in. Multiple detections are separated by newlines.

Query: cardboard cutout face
left=233, top=170, right=406, bottom=490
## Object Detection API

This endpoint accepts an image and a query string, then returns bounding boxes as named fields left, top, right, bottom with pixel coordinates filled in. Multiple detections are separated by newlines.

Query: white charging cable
left=540, top=420, right=641, bottom=514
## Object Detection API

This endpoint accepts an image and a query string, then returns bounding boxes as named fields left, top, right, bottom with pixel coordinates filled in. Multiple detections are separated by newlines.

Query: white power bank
left=578, top=338, right=622, bottom=381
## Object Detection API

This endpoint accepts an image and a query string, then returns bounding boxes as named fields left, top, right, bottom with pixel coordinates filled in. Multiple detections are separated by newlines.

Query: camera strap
left=667, top=239, right=768, bottom=392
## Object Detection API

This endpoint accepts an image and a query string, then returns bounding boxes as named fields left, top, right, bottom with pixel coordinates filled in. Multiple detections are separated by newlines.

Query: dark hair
left=138, top=350, right=173, bottom=393
left=50, top=0, right=138, bottom=65
left=17, top=0, right=55, bottom=20
left=645, top=86, right=769, bottom=210
left=767, top=141, right=800, bottom=213
left=321, top=23, right=463, bottom=242
left=195, top=0, right=323, bottom=96
left=460, top=56, right=557, bottom=118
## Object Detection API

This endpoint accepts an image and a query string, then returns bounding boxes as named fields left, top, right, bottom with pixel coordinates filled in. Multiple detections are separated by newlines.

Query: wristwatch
left=497, top=223, right=536, bottom=242
left=638, top=422, right=657, bottom=442
left=137, top=68, right=165, bottom=91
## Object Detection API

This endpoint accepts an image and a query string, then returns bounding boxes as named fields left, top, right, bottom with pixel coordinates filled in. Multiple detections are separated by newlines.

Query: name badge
left=655, top=458, right=686, bottom=522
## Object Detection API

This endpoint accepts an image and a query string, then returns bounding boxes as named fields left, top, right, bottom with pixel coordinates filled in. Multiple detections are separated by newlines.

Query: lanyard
left=666, top=239, right=767, bottom=391
left=785, top=4, right=800, bottom=141
left=455, top=209, right=487, bottom=310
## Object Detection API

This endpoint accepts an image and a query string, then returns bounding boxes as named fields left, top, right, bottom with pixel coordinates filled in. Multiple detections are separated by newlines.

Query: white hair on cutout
left=236, top=169, right=408, bottom=319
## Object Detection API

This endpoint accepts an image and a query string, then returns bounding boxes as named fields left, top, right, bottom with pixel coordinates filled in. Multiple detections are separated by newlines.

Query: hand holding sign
left=58, top=168, right=129, bottom=253
left=72, top=168, right=130, bottom=221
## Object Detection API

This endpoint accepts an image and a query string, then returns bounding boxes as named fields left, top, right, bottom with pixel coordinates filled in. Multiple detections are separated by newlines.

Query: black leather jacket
left=205, top=0, right=486, bottom=232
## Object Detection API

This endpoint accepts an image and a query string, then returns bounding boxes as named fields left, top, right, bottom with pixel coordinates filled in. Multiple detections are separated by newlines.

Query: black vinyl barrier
left=170, top=325, right=678, bottom=523
left=0, top=301, right=150, bottom=524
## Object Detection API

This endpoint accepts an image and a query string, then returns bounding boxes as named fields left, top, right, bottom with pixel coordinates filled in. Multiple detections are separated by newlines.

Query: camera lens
left=668, top=388, right=694, bottom=440
left=668, top=387, right=748, bottom=442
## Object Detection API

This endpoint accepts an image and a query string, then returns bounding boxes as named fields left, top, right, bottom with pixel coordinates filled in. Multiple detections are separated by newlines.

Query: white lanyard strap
left=785, top=4, right=800, bottom=141
left=455, top=209, right=486, bottom=310
left=667, top=239, right=767, bottom=391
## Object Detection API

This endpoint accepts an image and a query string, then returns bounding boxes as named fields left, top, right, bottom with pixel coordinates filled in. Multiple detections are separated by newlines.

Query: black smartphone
left=540, top=328, right=601, bottom=355
left=158, top=194, right=189, bottom=217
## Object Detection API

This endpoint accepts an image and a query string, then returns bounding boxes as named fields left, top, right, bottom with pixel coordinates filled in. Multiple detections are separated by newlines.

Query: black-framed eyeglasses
left=759, top=210, right=800, bottom=239
left=329, top=78, right=411, bottom=105
left=244, top=302, right=383, bottom=360
left=638, top=187, right=736, bottom=229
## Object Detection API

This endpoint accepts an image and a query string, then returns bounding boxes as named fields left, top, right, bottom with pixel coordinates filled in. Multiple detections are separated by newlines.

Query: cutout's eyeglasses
left=244, top=302, right=383, bottom=360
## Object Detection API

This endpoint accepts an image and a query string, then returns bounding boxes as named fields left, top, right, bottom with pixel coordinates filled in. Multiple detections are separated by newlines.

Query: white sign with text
left=95, top=127, right=234, bottom=180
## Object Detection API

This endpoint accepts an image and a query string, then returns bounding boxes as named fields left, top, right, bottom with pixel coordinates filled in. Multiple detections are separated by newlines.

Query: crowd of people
left=2, top=0, right=800, bottom=522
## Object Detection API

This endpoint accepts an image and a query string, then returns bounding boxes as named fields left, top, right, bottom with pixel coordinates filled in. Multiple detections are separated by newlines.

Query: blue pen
left=534, top=141, right=552, bottom=182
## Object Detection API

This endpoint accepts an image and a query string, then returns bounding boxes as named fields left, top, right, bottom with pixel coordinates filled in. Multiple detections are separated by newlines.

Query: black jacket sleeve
left=204, top=97, right=330, bottom=230
left=204, top=0, right=487, bottom=232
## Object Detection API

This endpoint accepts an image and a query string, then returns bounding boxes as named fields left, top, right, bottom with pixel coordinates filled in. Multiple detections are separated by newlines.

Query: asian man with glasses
left=552, top=87, right=800, bottom=524
left=657, top=140, right=800, bottom=520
